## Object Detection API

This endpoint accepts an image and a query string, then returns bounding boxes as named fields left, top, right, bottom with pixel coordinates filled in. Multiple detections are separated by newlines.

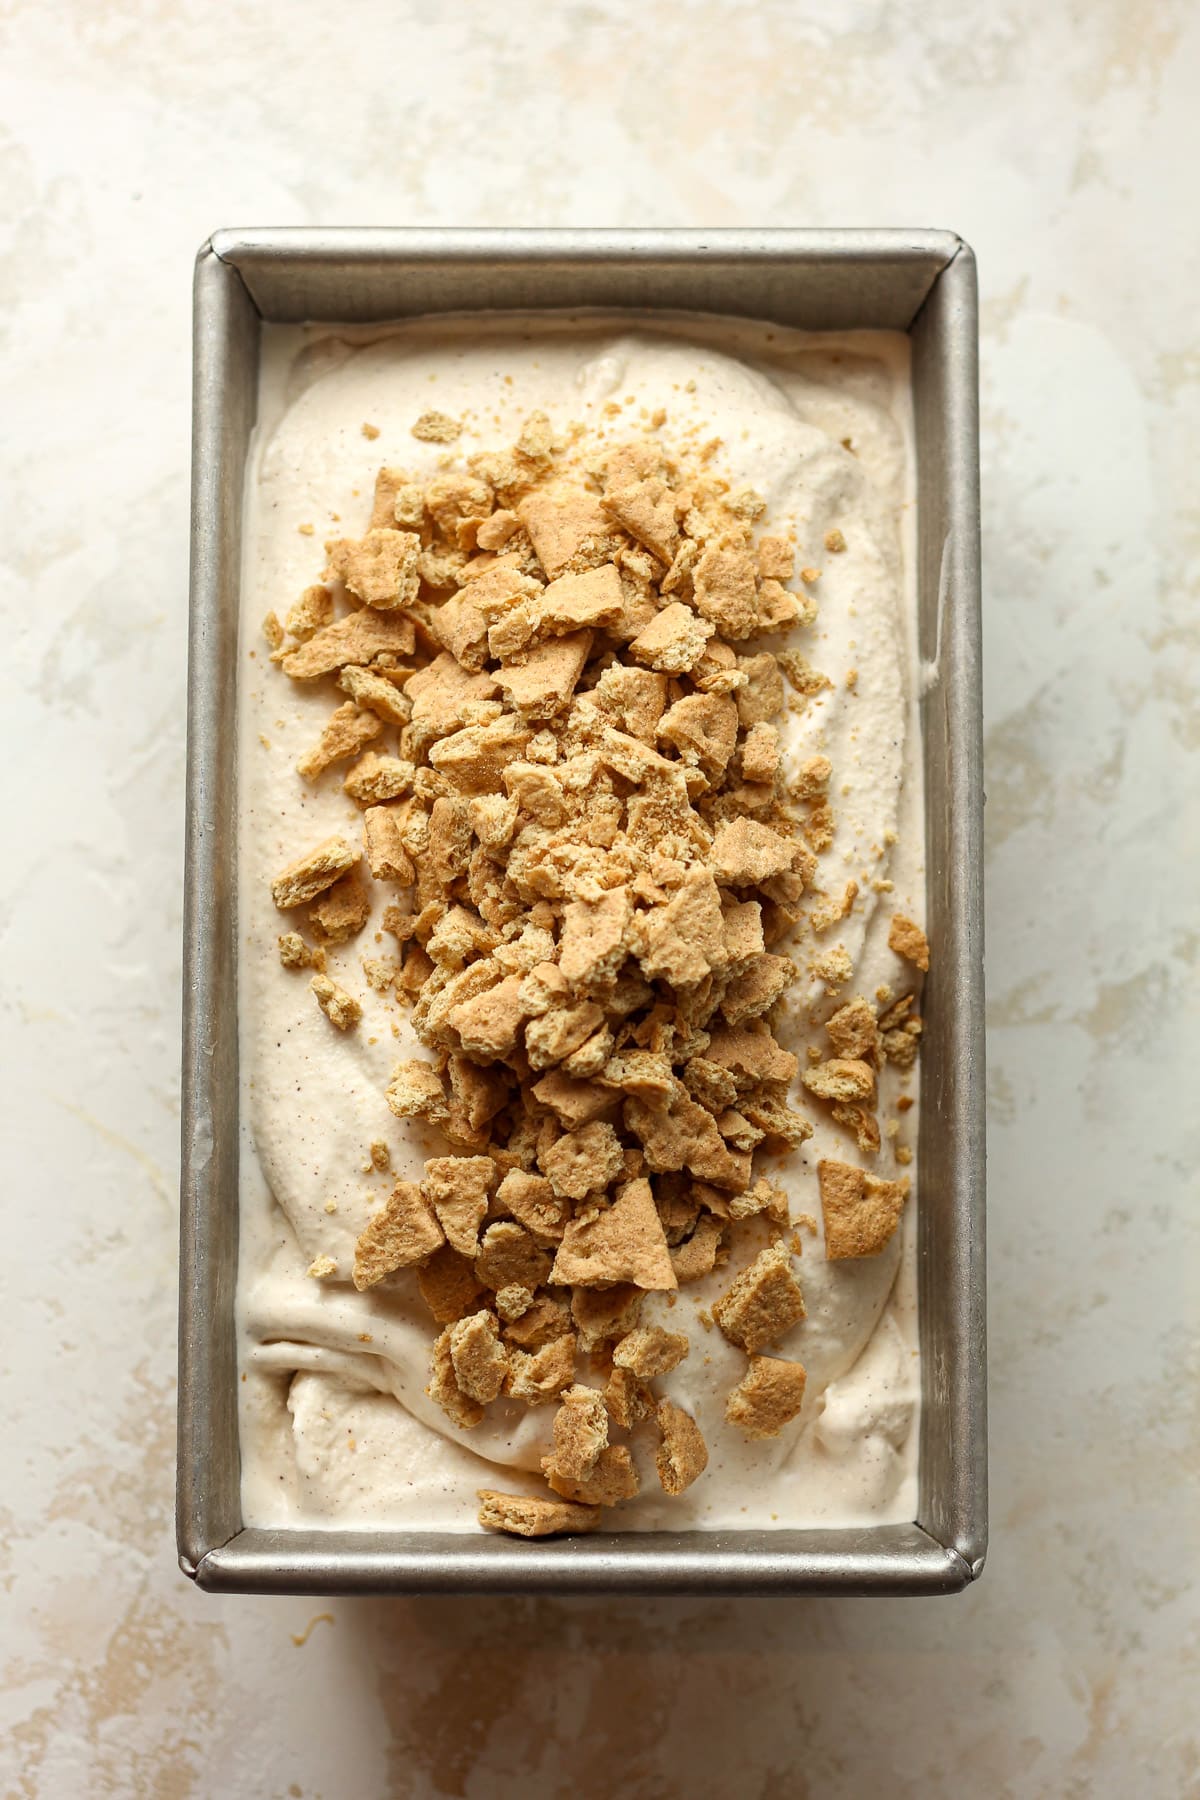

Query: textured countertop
left=2, top=2, right=1197, bottom=1796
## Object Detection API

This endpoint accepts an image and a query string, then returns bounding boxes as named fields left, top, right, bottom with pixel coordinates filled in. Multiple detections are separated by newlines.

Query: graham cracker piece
left=570, top=1283, right=644, bottom=1352
left=734, top=653, right=784, bottom=728
left=593, top=664, right=669, bottom=742
left=551, top=1177, right=677, bottom=1289
left=369, top=467, right=420, bottom=530
left=558, top=887, right=632, bottom=990
left=495, top=1168, right=570, bottom=1242
left=710, top=818, right=801, bottom=887
left=309, top=866, right=371, bottom=943
left=306, top=1255, right=337, bottom=1279
left=296, top=702, right=382, bottom=780
left=712, top=1241, right=805, bottom=1353
left=612, top=1324, right=690, bottom=1378
left=831, top=1102, right=882, bottom=1154
left=817, top=1159, right=910, bottom=1259
left=353, top=1179, right=444, bottom=1289
left=546, top=1444, right=640, bottom=1506
left=344, top=751, right=416, bottom=807
left=475, top=1221, right=553, bottom=1292
left=477, top=1490, right=599, bottom=1537
left=416, top=1244, right=484, bottom=1324
left=692, top=535, right=759, bottom=639
left=623, top=1093, right=750, bottom=1193
left=741, top=722, right=781, bottom=785
left=535, top=563, right=625, bottom=638
left=286, top=584, right=335, bottom=641
left=669, top=1213, right=725, bottom=1284
left=541, top=1383, right=609, bottom=1483
left=540, top=1120, right=625, bottom=1201
left=429, top=1328, right=484, bottom=1428
left=635, top=867, right=726, bottom=987
left=421, top=1155, right=496, bottom=1257
left=602, top=477, right=679, bottom=565
left=530, top=1070, right=616, bottom=1130
left=271, top=835, right=359, bottom=909
left=411, top=409, right=461, bottom=443
left=385, top=1059, right=449, bottom=1125
left=526, top=1000, right=606, bottom=1070
left=505, top=1335, right=578, bottom=1404
left=826, top=996, right=880, bottom=1062
left=628, top=601, right=714, bottom=674
left=362, top=806, right=416, bottom=884
left=504, top=1293, right=573, bottom=1349
left=338, top=664, right=411, bottom=726
left=449, top=975, right=527, bottom=1061
left=725, top=1355, right=807, bottom=1439
left=721, top=953, right=797, bottom=1026
left=495, top=630, right=593, bottom=719
left=604, top=1365, right=655, bottom=1430
left=262, top=611, right=284, bottom=651
left=810, top=881, right=859, bottom=934
left=654, top=1399, right=709, bottom=1495
left=278, top=932, right=325, bottom=972
left=705, top=1027, right=798, bottom=1090
left=888, top=913, right=930, bottom=972
left=325, top=528, right=420, bottom=610
left=801, top=1058, right=876, bottom=1103
left=517, top=482, right=621, bottom=578
left=280, top=608, right=415, bottom=680
left=310, top=973, right=362, bottom=1031
left=757, top=536, right=795, bottom=581
left=476, top=509, right=520, bottom=551
left=448, top=1309, right=509, bottom=1404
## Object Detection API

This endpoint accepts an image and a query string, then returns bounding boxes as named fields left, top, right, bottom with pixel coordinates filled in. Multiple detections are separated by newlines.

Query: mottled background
left=2, top=1, right=1197, bottom=1795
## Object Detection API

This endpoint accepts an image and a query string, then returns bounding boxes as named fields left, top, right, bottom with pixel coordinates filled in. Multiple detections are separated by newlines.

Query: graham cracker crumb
left=725, top=1355, right=807, bottom=1439
left=818, top=1159, right=910, bottom=1259
left=310, top=973, right=363, bottom=1032
left=306, top=1255, right=338, bottom=1280
left=888, top=913, right=930, bottom=972
left=412, top=409, right=462, bottom=443
left=612, top=1324, right=690, bottom=1378
left=712, top=1242, right=805, bottom=1353
left=654, top=1399, right=708, bottom=1495
left=477, top=1490, right=599, bottom=1537
left=353, top=1180, right=443, bottom=1289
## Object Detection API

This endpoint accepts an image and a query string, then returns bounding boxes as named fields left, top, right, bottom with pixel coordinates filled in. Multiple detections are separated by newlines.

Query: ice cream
left=236, top=313, right=923, bottom=1532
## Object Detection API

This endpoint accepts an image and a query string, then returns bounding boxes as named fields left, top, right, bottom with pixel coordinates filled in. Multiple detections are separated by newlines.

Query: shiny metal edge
left=190, top=1523, right=971, bottom=1597
left=208, top=226, right=963, bottom=330
left=180, top=227, right=985, bottom=1595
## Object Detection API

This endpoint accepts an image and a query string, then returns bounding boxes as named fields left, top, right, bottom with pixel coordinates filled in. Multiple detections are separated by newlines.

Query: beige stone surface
left=1, top=2, right=1197, bottom=1795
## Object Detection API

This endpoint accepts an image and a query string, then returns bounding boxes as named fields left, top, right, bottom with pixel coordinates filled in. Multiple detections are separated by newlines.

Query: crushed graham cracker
left=262, top=402, right=927, bottom=1534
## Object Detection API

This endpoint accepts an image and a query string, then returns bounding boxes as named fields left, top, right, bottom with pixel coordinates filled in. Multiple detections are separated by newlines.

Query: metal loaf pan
left=180, top=228, right=985, bottom=1596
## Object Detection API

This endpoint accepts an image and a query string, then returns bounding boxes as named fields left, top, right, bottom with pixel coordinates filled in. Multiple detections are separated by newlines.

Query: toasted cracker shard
left=296, top=703, right=382, bottom=780
left=477, top=1490, right=600, bottom=1537
left=888, top=913, right=930, bottom=971
left=801, top=1058, right=876, bottom=1103
left=448, top=1309, right=509, bottom=1404
left=280, top=608, right=415, bottom=680
left=545, top=1443, right=640, bottom=1506
left=612, top=1324, right=690, bottom=1378
left=416, top=1244, right=484, bottom=1324
left=541, top=1383, right=610, bottom=1484
left=421, top=1155, right=496, bottom=1257
left=551, top=1178, right=678, bottom=1290
left=271, top=835, right=360, bottom=909
left=310, top=972, right=362, bottom=1031
left=325, top=528, right=420, bottom=610
left=817, top=1159, right=910, bottom=1259
left=429, top=1327, right=485, bottom=1428
left=354, top=1180, right=444, bottom=1289
left=412, top=409, right=462, bottom=443
left=725, top=1355, right=808, bottom=1439
left=654, top=1399, right=708, bottom=1495
left=309, top=866, right=371, bottom=943
left=712, top=1242, right=805, bottom=1353
left=628, top=600, right=714, bottom=674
